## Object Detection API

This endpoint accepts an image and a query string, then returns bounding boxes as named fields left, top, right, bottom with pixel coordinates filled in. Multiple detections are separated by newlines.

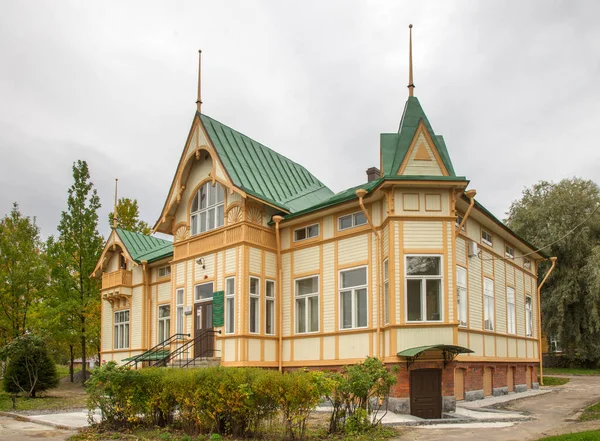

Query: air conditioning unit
left=468, top=241, right=479, bottom=257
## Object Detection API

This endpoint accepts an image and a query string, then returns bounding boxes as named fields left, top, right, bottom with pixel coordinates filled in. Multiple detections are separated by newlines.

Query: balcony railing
left=102, top=269, right=133, bottom=290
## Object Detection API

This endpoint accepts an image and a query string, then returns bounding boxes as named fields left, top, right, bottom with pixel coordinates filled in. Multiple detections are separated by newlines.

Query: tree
left=0, top=203, right=48, bottom=343
left=506, top=178, right=600, bottom=365
left=108, top=197, right=151, bottom=234
left=56, top=160, right=104, bottom=382
left=1, top=334, right=59, bottom=398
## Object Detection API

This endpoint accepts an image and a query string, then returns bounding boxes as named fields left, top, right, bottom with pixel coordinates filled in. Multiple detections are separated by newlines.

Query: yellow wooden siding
left=293, top=246, right=320, bottom=274
left=518, top=339, right=526, bottom=357
left=465, top=217, right=480, bottom=243
left=394, top=222, right=402, bottom=324
left=496, top=336, right=507, bottom=358
left=106, top=253, right=119, bottom=272
left=526, top=340, right=534, bottom=359
left=322, top=243, right=335, bottom=332
left=248, top=339, right=261, bottom=361
left=339, top=333, right=370, bottom=359
left=150, top=285, right=157, bottom=346
left=482, top=250, right=493, bottom=276
left=196, top=254, right=215, bottom=281
left=323, top=215, right=334, bottom=239
left=282, top=254, right=291, bottom=337
left=484, top=334, right=495, bottom=357
left=281, top=227, right=290, bottom=250
left=402, top=132, right=444, bottom=176
left=456, top=238, right=467, bottom=265
left=401, top=193, right=420, bottom=211
left=224, top=339, right=236, bottom=362
left=282, top=340, right=291, bottom=362
left=264, top=340, right=276, bottom=361
left=176, top=262, right=185, bottom=285
left=186, top=260, right=193, bottom=335
left=396, top=327, right=453, bottom=352
left=237, top=246, right=244, bottom=337
left=265, top=252, right=276, bottom=278
left=446, top=222, right=454, bottom=323
left=101, top=301, right=112, bottom=352
left=383, top=225, right=389, bottom=257
left=132, top=266, right=143, bottom=285
left=458, top=330, right=468, bottom=349
left=469, top=333, right=484, bottom=356
left=216, top=251, right=223, bottom=291
left=370, top=234, right=376, bottom=328
left=175, top=156, right=212, bottom=225
left=249, top=247, right=261, bottom=275
left=403, top=221, right=443, bottom=249
left=158, top=282, right=170, bottom=302
left=131, top=287, right=143, bottom=349
left=467, top=249, right=483, bottom=330
left=516, top=271, right=525, bottom=336
left=227, top=191, right=243, bottom=208
left=508, top=337, right=517, bottom=357
left=295, top=338, right=321, bottom=360
left=323, top=336, right=336, bottom=360
left=495, top=259, right=507, bottom=333
left=225, top=248, right=236, bottom=274
left=338, top=234, right=368, bottom=266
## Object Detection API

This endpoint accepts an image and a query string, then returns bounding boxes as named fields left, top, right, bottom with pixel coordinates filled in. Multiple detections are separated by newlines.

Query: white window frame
left=507, top=286, right=516, bottom=334
left=482, top=230, right=493, bottom=247
left=265, top=280, right=275, bottom=335
left=249, top=276, right=260, bottom=334
left=337, top=211, right=368, bottom=231
left=293, top=223, right=319, bottom=242
left=294, top=275, right=319, bottom=334
left=524, top=258, right=532, bottom=270
left=405, top=255, right=444, bottom=322
left=383, top=259, right=389, bottom=325
left=339, top=266, right=369, bottom=330
left=158, top=266, right=171, bottom=278
left=176, top=288, right=184, bottom=335
left=526, top=295, right=533, bottom=337
left=194, top=282, right=214, bottom=303
left=484, top=277, right=494, bottom=331
left=114, top=310, right=130, bottom=349
left=457, top=266, right=467, bottom=327
left=158, top=304, right=171, bottom=344
left=505, top=245, right=515, bottom=259
left=225, top=277, right=235, bottom=334
left=190, top=181, right=225, bottom=236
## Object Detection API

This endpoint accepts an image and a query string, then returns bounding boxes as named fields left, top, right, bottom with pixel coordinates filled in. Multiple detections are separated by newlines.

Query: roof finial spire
left=408, top=24, right=415, bottom=97
left=196, top=49, right=202, bottom=113
left=112, top=178, right=118, bottom=229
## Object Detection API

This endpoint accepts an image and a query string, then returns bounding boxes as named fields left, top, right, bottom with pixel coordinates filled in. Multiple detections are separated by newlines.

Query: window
left=482, top=230, right=493, bottom=246
left=195, top=282, right=213, bottom=302
left=266, top=280, right=275, bottom=335
left=526, top=295, right=533, bottom=337
left=114, top=310, right=130, bottom=349
left=190, top=182, right=225, bottom=236
left=340, top=267, right=368, bottom=329
left=405, top=256, right=442, bottom=322
left=176, top=289, right=184, bottom=335
left=507, top=287, right=516, bottom=334
left=457, top=266, right=467, bottom=327
left=524, top=258, right=531, bottom=270
left=505, top=245, right=514, bottom=259
left=338, top=211, right=367, bottom=231
left=484, top=278, right=494, bottom=331
left=383, top=260, right=389, bottom=324
left=158, top=304, right=171, bottom=343
left=295, top=276, right=319, bottom=333
left=549, top=335, right=562, bottom=353
left=158, top=266, right=171, bottom=278
left=455, top=213, right=465, bottom=231
left=294, top=224, right=319, bottom=241
left=249, top=277, right=260, bottom=334
left=225, top=278, right=235, bottom=334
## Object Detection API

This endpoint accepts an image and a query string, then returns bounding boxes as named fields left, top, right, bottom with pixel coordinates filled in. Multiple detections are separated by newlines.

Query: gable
left=398, top=121, right=448, bottom=176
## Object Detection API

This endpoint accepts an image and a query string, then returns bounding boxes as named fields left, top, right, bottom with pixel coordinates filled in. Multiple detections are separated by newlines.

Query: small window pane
left=295, top=228, right=307, bottom=241
left=217, top=205, right=224, bottom=227
left=226, top=278, right=235, bottom=295
left=339, top=215, right=352, bottom=230
left=250, top=277, right=259, bottom=295
left=200, top=185, right=207, bottom=209
left=307, top=224, right=319, bottom=238
left=192, top=193, right=199, bottom=212
left=341, top=267, right=367, bottom=288
left=208, top=183, right=216, bottom=206
left=266, top=299, right=275, bottom=335
left=384, top=260, right=388, bottom=280
left=407, top=279, right=422, bottom=321
left=250, top=297, right=258, bottom=333
left=195, top=283, right=213, bottom=301
left=159, top=305, right=170, bottom=318
left=356, top=288, right=368, bottom=327
left=176, top=289, right=184, bottom=305
left=309, top=296, right=319, bottom=332
left=297, top=277, right=318, bottom=295
left=341, top=291, right=352, bottom=329
left=296, top=299, right=306, bottom=333
left=226, top=298, right=235, bottom=334
left=406, top=256, right=441, bottom=276
left=354, top=212, right=367, bottom=226
left=266, top=280, right=275, bottom=298
left=425, top=279, right=441, bottom=321
left=200, top=211, right=207, bottom=232
left=216, top=184, right=224, bottom=203
left=208, top=208, right=215, bottom=230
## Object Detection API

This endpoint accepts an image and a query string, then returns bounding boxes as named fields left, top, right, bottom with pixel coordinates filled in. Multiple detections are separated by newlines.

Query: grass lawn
left=544, top=368, right=600, bottom=376
left=538, top=430, right=600, bottom=440
left=580, top=402, right=600, bottom=422
left=541, top=376, right=570, bottom=386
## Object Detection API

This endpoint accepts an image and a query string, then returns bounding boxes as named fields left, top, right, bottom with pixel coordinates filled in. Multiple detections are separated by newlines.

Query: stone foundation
left=442, top=396, right=456, bottom=412
left=515, top=384, right=527, bottom=393
left=387, top=397, right=410, bottom=414
left=493, top=386, right=508, bottom=397
left=465, top=389, right=485, bottom=401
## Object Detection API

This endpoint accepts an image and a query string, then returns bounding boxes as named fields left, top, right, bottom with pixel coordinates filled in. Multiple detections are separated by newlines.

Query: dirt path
left=397, top=376, right=600, bottom=441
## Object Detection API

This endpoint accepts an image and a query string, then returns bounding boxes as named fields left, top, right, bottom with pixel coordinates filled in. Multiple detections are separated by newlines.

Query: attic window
left=481, top=230, right=493, bottom=247
left=158, top=266, right=171, bottom=278
left=524, top=258, right=532, bottom=270
left=338, top=212, right=367, bottom=231
left=191, top=182, right=225, bottom=236
left=505, top=245, right=515, bottom=259
left=294, top=224, right=319, bottom=241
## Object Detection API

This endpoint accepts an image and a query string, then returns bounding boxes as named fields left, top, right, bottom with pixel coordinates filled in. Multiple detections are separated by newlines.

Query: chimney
left=366, top=167, right=380, bottom=182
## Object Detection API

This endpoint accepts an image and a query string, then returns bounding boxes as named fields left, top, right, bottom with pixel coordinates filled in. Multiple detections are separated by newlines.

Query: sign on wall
left=212, top=291, right=224, bottom=327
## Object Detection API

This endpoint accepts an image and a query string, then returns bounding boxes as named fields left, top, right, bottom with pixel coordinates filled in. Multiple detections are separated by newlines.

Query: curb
left=0, top=410, right=78, bottom=431
left=382, top=415, right=535, bottom=427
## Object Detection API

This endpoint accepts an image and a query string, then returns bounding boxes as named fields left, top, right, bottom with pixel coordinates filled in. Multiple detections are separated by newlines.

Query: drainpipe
left=273, top=215, right=284, bottom=373
left=356, top=189, right=382, bottom=357
left=537, top=256, right=557, bottom=386
left=456, top=189, right=477, bottom=236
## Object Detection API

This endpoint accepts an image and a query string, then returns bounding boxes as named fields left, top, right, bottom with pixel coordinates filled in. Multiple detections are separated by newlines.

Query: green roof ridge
left=199, top=113, right=334, bottom=213
left=116, top=229, right=173, bottom=264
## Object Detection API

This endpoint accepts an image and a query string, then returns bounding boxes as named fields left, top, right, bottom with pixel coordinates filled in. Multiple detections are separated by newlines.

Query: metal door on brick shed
left=410, top=369, right=442, bottom=419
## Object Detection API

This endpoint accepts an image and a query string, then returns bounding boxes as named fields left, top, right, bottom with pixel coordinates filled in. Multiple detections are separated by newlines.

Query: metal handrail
left=152, top=329, right=221, bottom=368
left=124, top=333, right=190, bottom=368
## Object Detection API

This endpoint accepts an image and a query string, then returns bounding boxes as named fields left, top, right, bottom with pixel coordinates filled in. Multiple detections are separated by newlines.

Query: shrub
left=1, top=334, right=59, bottom=398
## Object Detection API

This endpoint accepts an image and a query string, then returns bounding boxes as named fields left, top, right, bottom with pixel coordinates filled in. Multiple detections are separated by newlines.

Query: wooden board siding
left=293, top=246, right=320, bottom=274
left=282, top=253, right=291, bottom=337
left=468, top=248, right=483, bottom=330
left=403, top=221, right=443, bottom=249
left=338, top=234, right=368, bottom=266
left=322, top=243, right=335, bottom=333
left=494, top=258, right=507, bottom=334
left=403, top=132, right=444, bottom=176
left=396, top=327, right=453, bottom=352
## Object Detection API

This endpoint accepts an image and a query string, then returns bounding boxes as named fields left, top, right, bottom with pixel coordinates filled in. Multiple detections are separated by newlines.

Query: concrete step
left=168, top=357, right=221, bottom=369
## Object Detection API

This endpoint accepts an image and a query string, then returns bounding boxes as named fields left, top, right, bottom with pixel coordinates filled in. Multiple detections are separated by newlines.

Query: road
left=397, top=376, right=600, bottom=441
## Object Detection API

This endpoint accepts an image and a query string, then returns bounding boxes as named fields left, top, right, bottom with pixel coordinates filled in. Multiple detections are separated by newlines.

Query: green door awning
left=397, top=344, right=473, bottom=368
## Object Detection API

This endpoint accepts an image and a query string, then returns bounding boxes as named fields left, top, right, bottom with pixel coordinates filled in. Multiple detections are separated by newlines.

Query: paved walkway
left=0, top=415, right=75, bottom=441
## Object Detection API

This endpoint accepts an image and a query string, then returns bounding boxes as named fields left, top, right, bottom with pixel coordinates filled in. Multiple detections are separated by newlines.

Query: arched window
left=191, top=182, right=224, bottom=236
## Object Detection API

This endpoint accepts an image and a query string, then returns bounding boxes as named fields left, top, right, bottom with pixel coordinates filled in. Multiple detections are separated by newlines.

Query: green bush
left=1, top=335, right=59, bottom=398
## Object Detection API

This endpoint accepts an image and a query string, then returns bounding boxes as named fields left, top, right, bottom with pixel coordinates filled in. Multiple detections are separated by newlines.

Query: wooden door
left=410, top=369, right=442, bottom=419
left=194, top=302, right=214, bottom=358
left=507, top=367, right=514, bottom=392
left=526, top=366, right=533, bottom=389
left=483, top=367, right=493, bottom=396
left=454, top=368, right=465, bottom=401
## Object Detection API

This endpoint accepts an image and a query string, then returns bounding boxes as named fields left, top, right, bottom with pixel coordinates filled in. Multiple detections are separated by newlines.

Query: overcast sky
left=1, top=1, right=599, bottom=240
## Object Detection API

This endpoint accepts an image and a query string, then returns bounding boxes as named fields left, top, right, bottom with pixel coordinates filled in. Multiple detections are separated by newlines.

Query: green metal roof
left=397, top=344, right=473, bottom=358
left=381, top=97, right=456, bottom=177
left=116, top=229, right=173, bottom=264
left=200, top=113, right=334, bottom=212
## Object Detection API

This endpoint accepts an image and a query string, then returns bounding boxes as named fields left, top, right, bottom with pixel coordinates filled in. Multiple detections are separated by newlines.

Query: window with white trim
left=507, top=286, right=516, bottom=334
left=482, top=230, right=493, bottom=247
left=549, top=335, right=562, bottom=353
left=158, top=304, right=171, bottom=344
left=383, top=259, right=389, bottom=324
left=225, top=277, right=235, bottom=334
left=406, top=256, right=442, bottom=322
left=190, top=182, right=225, bottom=236
left=295, top=276, right=319, bottom=333
left=457, top=266, right=467, bottom=327
left=195, top=282, right=213, bottom=302
left=524, top=258, right=531, bottom=270
left=266, top=280, right=275, bottom=335
left=249, top=277, right=260, bottom=334
left=176, top=289, right=184, bottom=335
left=340, top=267, right=368, bottom=329
left=158, top=266, right=171, bottom=278
left=484, top=278, right=494, bottom=331
left=526, top=295, right=533, bottom=337
left=114, top=310, right=129, bottom=349
left=505, top=245, right=514, bottom=259
left=294, top=224, right=319, bottom=241
left=338, top=211, right=367, bottom=231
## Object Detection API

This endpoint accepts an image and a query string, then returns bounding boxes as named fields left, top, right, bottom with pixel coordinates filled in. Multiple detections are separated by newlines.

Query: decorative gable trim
left=91, top=230, right=136, bottom=278
left=397, top=119, right=449, bottom=176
